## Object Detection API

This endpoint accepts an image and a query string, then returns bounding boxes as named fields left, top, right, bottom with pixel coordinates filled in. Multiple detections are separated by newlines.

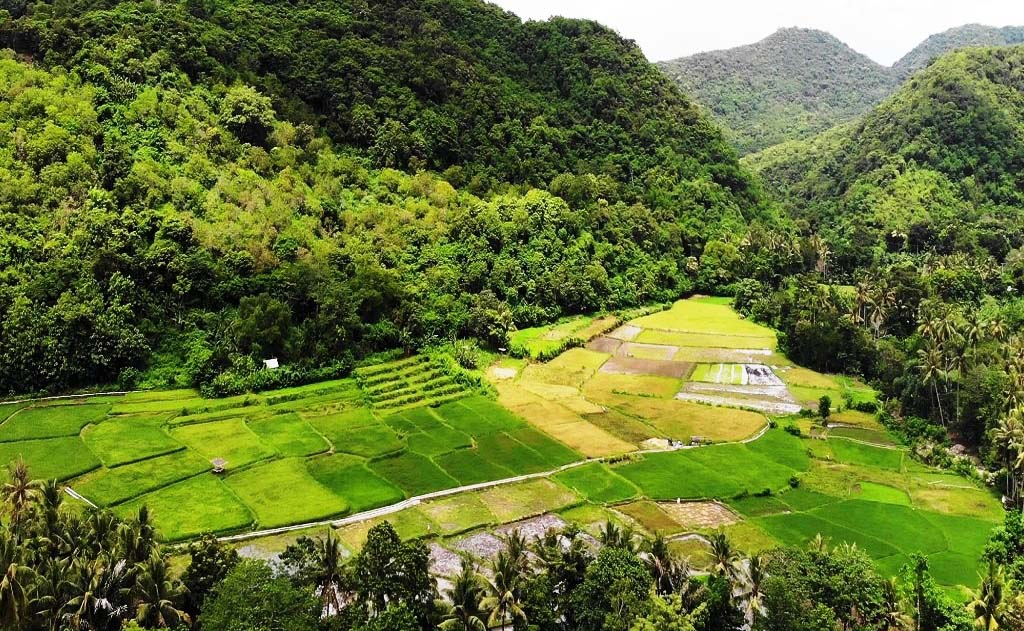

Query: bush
left=451, top=339, right=480, bottom=369
left=784, top=423, right=802, bottom=437
left=788, top=476, right=800, bottom=488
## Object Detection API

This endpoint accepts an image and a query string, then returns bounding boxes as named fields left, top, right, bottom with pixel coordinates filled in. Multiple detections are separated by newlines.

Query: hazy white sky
left=488, top=0, right=1024, bottom=64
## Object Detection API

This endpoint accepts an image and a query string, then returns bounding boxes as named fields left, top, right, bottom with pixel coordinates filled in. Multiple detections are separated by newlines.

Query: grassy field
left=554, top=462, right=639, bottom=503
left=82, top=414, right=182, bottom=467
left=0, top=403, right=110, bottom=441
left=306, top=454, right=404, bottom=512
left=115, top=475, right=253, bottom=541
left=225, top=458, right=350, bottom=528
left=510, top=314, right=618, bottom=358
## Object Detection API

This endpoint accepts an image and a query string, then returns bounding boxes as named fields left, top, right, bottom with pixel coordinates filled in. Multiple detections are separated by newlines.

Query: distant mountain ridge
left=659, top=24, right=1024, bottom=154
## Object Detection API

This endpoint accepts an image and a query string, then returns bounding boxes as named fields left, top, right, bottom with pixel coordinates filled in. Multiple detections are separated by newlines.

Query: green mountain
left=658, top=28, right=896, bottom=154
left=0, top=0, right=771, bottom=395
left=659, top=25, right=1024, bottom=155
left=744, top=45, right=1024, bottom=274
left=893, top=23, right=1024, bottom=78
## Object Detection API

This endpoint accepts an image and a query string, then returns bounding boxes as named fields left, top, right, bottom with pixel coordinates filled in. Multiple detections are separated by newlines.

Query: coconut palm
left=133, top=553, right=190, bottom=628
left=598, top=520, right=638, bottom=552
left=480, top=550, right=526, bottom=631
left=707, top=532, right=739, bottom=579
left=65, top=556, right=133, bottom=631
left=917, top=345, right=947, bottom=426
left=33, top=557, right=75, bottom=631
left=0, top=534, right=36, bottom=631
left=738, top=553, right=767, bottom=622
left=501, top=530, right=530, bottom=575
left=2, top=458, right=40, bottom=536
left=880, top=578, right=909, bottom=631
left=643, top=535, right=688, bottom=596
left=970, top=560, right=1006, bottom=631
left=990, top=317, right=1008, bottom=343
left=314, top=530, right=347, bottom=615
left=439, top=557, right=487, bottom=631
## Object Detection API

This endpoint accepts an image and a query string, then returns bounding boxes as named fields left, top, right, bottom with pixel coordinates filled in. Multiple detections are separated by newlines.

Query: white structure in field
left=263, top=358, right=280, bottom=370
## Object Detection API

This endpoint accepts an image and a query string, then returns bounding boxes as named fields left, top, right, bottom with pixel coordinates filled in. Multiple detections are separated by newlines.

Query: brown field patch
left=659, top=501, right=739, bottom=529
left=583, top=372, right=683, bottom=399
left=600, top=357, right=693, bottom=378
left=586, top=336, right=622, bottom=354
left=496, top=383, right=634, bottom=457
left=608, top=324, right=642, bottom=341
left=586, top=391, right=766, bottom=442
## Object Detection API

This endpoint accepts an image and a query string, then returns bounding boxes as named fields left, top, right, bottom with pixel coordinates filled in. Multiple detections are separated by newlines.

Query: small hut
left=211, top=458, right=227, bottom=474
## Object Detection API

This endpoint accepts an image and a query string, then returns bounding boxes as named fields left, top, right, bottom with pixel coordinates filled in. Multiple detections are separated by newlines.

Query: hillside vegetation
left=660, top=24, right=1024, bottom=154
left=0, top=0, right=776, bottom=396
left=745, top=45, right=1024, bottom=274
left=658, top=28, right=894, bottom=154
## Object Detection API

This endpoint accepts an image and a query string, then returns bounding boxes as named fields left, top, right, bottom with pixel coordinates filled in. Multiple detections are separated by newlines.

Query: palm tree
left=0, top=534, right=36, bottom=631
left=439, top=557, right=487, bottom=631
left=133, top=554, right=189, bottom=628
left=970, top=560, right=1006, bottom=631
left=2, top=458, right=40, bottom=536
left=119, top=506, right=157, bottom=564
left=808, top=533, right=830, bottom=553
left=880, top=578, right=909, bottom=631
left=990, top=316, right=1008, bottom=343
left=994, top=410, right=1024, bottom=502
left=480, top=550, right=526, bottom=631
left=917, top=345, right=947, bottom=426
left=65, top=556, right=133, bottom=631
left=501, top=530, right=530, bottom=575
left=314, top=531, right=347, bottom=615
left=707, top=532, right=739, bottom=579
left=642, top=535, right=687, bottom=596
left=738, top=553, right=767, bottom=623
left=33, top=557, right=75, bottom=631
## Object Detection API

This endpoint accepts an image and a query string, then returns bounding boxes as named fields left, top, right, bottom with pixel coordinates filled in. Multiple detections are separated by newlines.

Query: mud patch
left=488, top=366, right=518, bottom=380
left=659, top=501, right=739, bottom=529
left=600, top=356, right=692, bottom=378
left=452, top=532, right=504, bottom=560
left=586, top=336, right=623, bottom=354
left=497, top=514, right=567, bottom=540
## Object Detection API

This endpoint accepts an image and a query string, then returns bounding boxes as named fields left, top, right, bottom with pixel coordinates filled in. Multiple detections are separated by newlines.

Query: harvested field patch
left=337, top=508, right=436, bottom=550
left=0, top=437, right=100, bottom=481
left=659, top=500, right=739, bottom=529
left=617, top=501, right=682, bottom=535
left=452, top=532, right=504, bottom=560
left=117, top=475, right=253, bottom=541
left=496, top=514, right=568, bottom=539
left=830, top=410, right=883, bottom=428
left=588, top=391, right=765, bottom=443
left=585, top=372, right=688, bottom=397
left=586, top=336, right=622, bottom=354
left=598, top=356, right=692, bottom=378
left=0, top=403, right=110, bottom=441
left=670, top=347, right=782, bottom=364
left=478, top=479, right=579, bottom=523
left=74, top=449, right=209, bottom=505
left=306, top=454, right=404, bottom=512
left=632, top=299, right=775, bottom=337
left=520, top=348, right=609, bottom=387
left=82, top=415, right=182, bottom=467
left=420, top=494, right=496, bottom=534
left=584, top=408, right=657, bottom=446
left=636, top=329, right=776, bottom=350
left=777, top=367, right=839, bottom=389
left=226, top=458, right=349, bottom=528
left=673, top=391, right=801, bottom=415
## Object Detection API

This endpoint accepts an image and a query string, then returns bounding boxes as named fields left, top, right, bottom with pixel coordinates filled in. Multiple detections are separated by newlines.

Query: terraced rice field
left=356, top=356, right=474, bottom=412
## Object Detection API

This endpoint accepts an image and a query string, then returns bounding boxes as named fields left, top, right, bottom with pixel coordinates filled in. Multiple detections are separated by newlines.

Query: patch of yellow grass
left=583, top=372, right=682, bottom=399
left=635, top=329, right=776, bottom=350
left=496, top=383, right=635, bottom=457
left=830, top=410, right=883, bottom=429
left=477, top=479, right=580, bottom=523
left=778, top=367, right=840, bottom=389
left=631, top=299, right=775, bottom=337
left=517, top=381, right=605, bottom=414
left=586, top=391, right=765, bottom=442
left=520, top=348, right=610, bottom=387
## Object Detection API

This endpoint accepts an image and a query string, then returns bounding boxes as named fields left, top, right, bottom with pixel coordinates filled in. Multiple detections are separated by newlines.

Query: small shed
left=211, top=458, right=227, bottom=474
left=264, top=358, right=280, bottom=370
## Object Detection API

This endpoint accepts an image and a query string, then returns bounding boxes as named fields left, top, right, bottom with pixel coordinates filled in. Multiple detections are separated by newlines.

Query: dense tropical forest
left=0, top=0, right=775, bottom=396
left=659, top=24, right=1024, bottom=154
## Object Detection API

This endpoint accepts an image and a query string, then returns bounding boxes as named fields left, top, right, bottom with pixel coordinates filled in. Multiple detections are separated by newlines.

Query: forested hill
left=744, top=45, right=1024, bottom=276
left=657, top=28, right=895, bottom=154
left=658, top=24, right=1024, bottom=154
left=0, top=0, right=775, bottom=396
left=893, top=23, right=1024, bottom=78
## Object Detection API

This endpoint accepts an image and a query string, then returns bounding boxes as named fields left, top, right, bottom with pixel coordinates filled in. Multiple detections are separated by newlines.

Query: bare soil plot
left=670, top=347, right=779, bottom=364
left=599, top=356, right=692, bottom=378
left=496, top=514, right=567, bottom=539
left=659, top=501, right=739, bottom=529
left=674, top=392, right=802, bottom=415
left=452, top=532, right=504, bottom=560
left=585, top=336, right=622, bottom=354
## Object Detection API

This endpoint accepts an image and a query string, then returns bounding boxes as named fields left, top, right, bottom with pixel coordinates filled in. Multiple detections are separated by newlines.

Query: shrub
left=784, top=424, right=802, bottom=437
